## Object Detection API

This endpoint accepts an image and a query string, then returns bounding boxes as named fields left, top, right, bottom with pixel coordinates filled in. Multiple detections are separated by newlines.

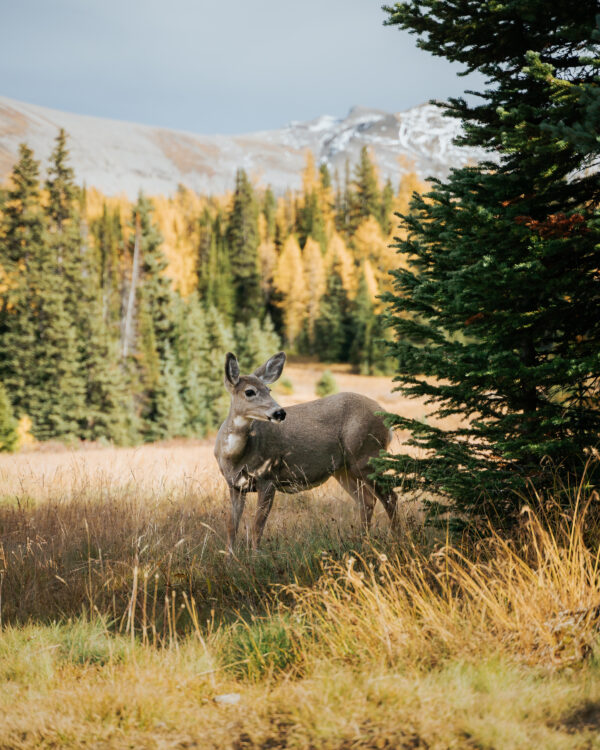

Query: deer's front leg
left=252, top=481, right=276, bottom=550
left=227, top=486, right=246, bottom=553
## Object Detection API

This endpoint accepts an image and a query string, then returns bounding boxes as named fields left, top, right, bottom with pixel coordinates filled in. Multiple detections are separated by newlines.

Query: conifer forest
left=0, top=137, right=419, bottom=446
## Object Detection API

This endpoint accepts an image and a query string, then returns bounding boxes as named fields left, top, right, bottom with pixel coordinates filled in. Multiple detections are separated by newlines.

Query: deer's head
left=224, top=352, right=287, bottom=424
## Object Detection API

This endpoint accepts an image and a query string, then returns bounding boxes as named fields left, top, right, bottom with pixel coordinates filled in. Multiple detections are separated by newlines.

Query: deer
left=214, top=351, right=398, bottom=552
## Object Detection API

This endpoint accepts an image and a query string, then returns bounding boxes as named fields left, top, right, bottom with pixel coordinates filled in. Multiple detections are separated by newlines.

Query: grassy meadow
left=1, top=367, right=599, bottom=749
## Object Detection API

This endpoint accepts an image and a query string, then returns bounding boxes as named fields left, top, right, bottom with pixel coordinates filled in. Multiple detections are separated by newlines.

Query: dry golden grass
left=1, top=372, right=599, bottom=748
left=0, top=363, right=457, bottom=506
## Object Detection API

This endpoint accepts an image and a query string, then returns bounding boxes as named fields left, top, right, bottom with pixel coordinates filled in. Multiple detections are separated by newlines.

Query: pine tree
left=46, top=131, right=124, bottom=441
left=349, top=269, right=391, bottom=375
left=234, top=315, right=281, bottom=373
left=149, top=341, right=186, bottom=441
left=0, top=144, right=44, bottom=416
left=314, top=271, right=352, bottom=363
left=377, top=1, right=600, bottom=522
left=197, top=208, right=235, bottom=320
left=45, top=129, right=76, bottom=233
left=174, top=293, right=210, bottom=436
left=348, top=146, right=380, bottom=232
left=203, top=305, right=235, bottom=430
left=0, top=142, right=85, bottom=440
left=380, top=178, right=395, bottom=235
left=262, top=187, right=277, bottom=241
left=226, top=169, right=262, bottom=321
left=297, top=188, right=327, bottom=252
left=0, top=383, right=18, bottom=452
left=125, top=194, right=179, bottom=439
left=91, top=201, right=123, bottom=330
left=46, top=132, right=132, bottom=443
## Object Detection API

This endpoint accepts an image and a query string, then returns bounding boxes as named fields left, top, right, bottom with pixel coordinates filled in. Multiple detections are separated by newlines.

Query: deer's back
left=253, top=391, right=390, bottom=485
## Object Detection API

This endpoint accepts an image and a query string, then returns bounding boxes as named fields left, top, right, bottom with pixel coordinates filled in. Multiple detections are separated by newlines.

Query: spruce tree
left=380, top=178, right=394, bottom=235
left=377, top=1, right=600, bottom=521
left=46, top=131, right=131, bottom=443
left=234, top=315, right=281, bottom=373
left=349, top=273, right=390, bottom=375
left=198, top=208, right=235, bottom=319
left=0, top=142, right=85, bottom=440
left=173, top=293, right=210, bottom=436
left=127, top=196, right=182, bottom=438
left=91, top=201, right=123, bottom=330
left=226, top=169, right=262, bottom=321
left=348, top=146, right=380, bottom=232
left=314, top=272, right=352, bottom=362
left=149, top=341, right=186, bottom=441
left=203, top=305, right=235, bottom=430
left=262, top=187, right=277, bottom=241
left=0, top=383, right=18, bottom=452
left=0, top=144, right=44, bottom=415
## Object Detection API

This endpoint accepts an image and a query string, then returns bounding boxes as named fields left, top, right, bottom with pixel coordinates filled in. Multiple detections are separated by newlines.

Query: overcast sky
left=0, top=0, right=483, bottom=134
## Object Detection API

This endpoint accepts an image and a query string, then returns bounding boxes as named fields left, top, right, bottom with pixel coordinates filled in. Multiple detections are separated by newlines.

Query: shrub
left=315, top=370, right=338, bottom=398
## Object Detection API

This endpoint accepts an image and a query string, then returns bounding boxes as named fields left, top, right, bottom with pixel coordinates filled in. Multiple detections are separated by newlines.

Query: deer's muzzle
left=269, top=408, right=286, bottom=422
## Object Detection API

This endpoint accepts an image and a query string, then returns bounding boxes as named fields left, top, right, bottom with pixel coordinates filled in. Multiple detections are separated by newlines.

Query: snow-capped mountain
left=0, top=95, right=490, bottom=198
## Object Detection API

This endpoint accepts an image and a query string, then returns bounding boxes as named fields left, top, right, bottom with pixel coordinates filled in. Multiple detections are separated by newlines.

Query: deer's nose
left=272, top=408, right=286, bottom=422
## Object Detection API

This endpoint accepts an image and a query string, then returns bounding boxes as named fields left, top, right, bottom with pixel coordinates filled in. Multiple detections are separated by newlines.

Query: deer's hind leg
left=347, top=452, right=398, bottom=531
left=334, top=469, right=377, bottom=531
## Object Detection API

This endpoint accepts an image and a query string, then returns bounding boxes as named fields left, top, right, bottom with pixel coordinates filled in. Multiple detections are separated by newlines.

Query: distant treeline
left=0, top=132, right=422, bottom=446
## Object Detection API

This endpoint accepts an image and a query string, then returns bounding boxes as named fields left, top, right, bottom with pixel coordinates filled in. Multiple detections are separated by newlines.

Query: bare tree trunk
left=121, top=212, right=141, bottom=359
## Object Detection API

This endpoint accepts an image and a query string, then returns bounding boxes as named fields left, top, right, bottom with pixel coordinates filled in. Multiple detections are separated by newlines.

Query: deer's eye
left=245, top=389, right=256, bottom=398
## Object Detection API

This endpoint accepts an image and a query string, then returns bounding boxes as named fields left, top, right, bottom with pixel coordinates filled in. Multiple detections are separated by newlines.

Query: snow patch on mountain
left=0, top=95, right=493, bottom=198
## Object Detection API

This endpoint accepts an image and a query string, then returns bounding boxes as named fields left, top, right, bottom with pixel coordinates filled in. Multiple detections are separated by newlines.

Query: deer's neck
left=221, top=414, right=253, bottom=461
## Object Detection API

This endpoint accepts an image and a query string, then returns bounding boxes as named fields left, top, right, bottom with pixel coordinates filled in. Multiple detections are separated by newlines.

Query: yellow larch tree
left=353, top=215, right=387, bottom=264
left=273, top=235, right=307, bottom=347
left=302, top=150, right=318, bottom=197
left=275, top=193, right=295, bottom=249
left=395, top=171, right=426, bottom=217
left=152, top=189, right=202, bottom=297
left=352, top=214, right=398, bottom=294
left=302, top=237, right=326, bottom=342
left=85, top=188, right=130, bottom=227
left=362, top=259, right=381, bottom=311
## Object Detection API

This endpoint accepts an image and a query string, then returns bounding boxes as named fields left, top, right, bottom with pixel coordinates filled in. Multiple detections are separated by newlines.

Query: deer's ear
left=224, top=352, right=240, bottom=392
left=254, top=351, right=286, bottom=384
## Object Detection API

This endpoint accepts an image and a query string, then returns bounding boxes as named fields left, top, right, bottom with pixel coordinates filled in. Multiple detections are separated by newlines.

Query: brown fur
left=214, top=353, right=397, bottom=551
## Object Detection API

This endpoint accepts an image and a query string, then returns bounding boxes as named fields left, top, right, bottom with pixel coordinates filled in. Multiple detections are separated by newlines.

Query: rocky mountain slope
left=0, top=94, right=491, bottom=197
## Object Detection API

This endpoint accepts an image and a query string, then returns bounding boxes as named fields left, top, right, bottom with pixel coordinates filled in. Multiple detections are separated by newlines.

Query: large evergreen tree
left=377, top=2, right=600, bottom=521
left=0, top=144, right=44, bottom=415
left=314, top=271, right=353, bottom=363
left=197, top=208, right=234, bottom=319
left=128, top=194, right=182, bottom=439
left=226, top=169, right=262, bottom=322
left=348, top=146, right=380, bottom=232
